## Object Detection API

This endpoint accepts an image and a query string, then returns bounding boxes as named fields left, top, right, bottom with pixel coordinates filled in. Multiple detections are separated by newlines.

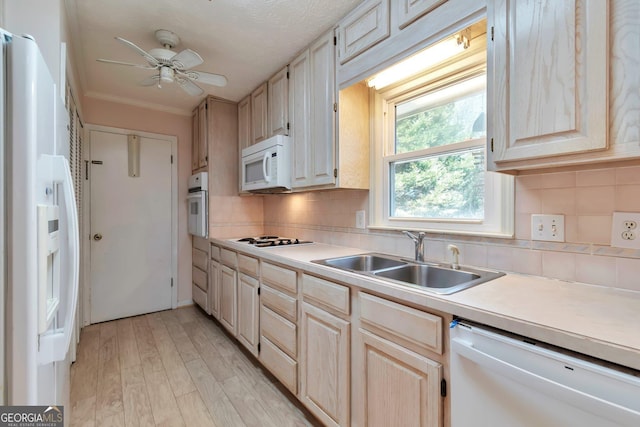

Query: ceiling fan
left=97, top=29, right=227, bottom=96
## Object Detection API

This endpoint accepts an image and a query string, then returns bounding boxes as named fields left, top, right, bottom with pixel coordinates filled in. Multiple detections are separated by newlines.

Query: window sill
left=366, top=224, right=514, bottom=239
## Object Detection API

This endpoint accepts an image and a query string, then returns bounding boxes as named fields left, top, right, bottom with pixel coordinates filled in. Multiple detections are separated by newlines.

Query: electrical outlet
left=611, top=212, right=640, bottom=249
left=355, top=210, right=366, bottom=229
left=531, top=214, right=565, bottom=242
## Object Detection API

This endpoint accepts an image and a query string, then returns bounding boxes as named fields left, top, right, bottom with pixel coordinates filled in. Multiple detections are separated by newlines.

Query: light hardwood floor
left=70, top=306, right=321, bottom=427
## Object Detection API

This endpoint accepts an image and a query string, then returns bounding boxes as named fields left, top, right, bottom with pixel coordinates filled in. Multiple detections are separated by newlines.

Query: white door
left=89, top=130, right=173, bottom=323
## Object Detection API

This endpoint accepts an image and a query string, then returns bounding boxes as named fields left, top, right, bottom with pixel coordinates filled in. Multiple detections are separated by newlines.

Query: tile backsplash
left=261, top=165, right=640, bottom=293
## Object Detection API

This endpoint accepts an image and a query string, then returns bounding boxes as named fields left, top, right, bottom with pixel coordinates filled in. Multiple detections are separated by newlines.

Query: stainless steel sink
left=312, top=253, right=407, bottom=272
left=312, top=253, right=504, bottom=294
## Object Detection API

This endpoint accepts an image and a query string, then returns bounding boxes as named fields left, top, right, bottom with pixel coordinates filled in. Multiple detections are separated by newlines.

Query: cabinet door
left=300, top=302, right=350, bottom=427
left=219, top=264, right=237, bottom=336
left=198, top=100, right=208, bottom=168
left=268, top=66, right=289, bottom=136
left=290, top=49, right=311, bottom=187
left=209, top=259, right=221, bottom=320
left=358, top=329, right=442, bottom=427
left=238, top=95, right=252, bottom=151
left=237, top=273, right=260, bottom=356
left=191, top=107, right=199, bottom=171
left=337, top=0, right=390, bottom=64
left=251, top=82, right=269, bottom=144
left=397, top=0, right=448, bottom=29
left=309, top=30, right=337, bottom=187
left=489, top=0, right=608, bottom=169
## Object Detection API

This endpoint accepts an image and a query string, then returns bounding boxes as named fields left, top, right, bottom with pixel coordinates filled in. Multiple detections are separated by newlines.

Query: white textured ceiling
left=66, top=0, right=361, bottom=115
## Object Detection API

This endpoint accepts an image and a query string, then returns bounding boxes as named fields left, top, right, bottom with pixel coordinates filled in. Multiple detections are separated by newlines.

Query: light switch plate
left=355, top=210, right=366, bottom=229
left=611, top=211, right=640, bottom=249
left=531, top=214, right=565, bottom=242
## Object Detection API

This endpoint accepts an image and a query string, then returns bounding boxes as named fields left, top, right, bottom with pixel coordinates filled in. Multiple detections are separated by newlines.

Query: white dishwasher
left=450, top=321, right=640, bottom=427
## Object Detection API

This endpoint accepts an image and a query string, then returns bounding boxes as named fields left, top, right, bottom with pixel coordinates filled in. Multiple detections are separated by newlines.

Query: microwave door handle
left=263, top=151, right=271, bottom=183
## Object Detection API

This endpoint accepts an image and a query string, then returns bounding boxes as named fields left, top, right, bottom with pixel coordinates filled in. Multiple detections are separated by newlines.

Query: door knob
left=93, top=233, right=103, bottom=241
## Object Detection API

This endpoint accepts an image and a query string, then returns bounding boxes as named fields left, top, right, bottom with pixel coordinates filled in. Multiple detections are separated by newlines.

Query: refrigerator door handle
left=451, top=337, right=640, bottom=425
left=38, top=155, right=79, bottom=365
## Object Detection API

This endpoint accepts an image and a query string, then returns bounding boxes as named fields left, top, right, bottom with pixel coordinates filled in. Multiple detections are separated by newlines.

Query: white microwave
left=241, top=135, right=291, bottom=193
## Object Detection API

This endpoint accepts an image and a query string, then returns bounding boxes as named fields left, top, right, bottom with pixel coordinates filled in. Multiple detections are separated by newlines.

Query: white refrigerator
left=1, top=28, right=79, bottom=406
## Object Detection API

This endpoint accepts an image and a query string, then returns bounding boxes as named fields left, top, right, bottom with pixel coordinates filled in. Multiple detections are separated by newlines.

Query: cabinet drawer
left=193, top=236, right=209, bottom=253
left=260, top=336, right=298, bottom=395
left=238, top=253, right=259, bottom=277
left=210, top=244, right=220, bottom=261
left=192, top=248, right=208, bottom=271
left=302, top=274, right=350, bottom=316
left=261, top=285, right=297, bottom=322
left=192, top=283, right=208, bottom=313
left=262, top=261, right=297, bottom=294
left=261, top=305, right=297, bottom=358
left=220, top=248, right=237, bottom=268
left=337, top=0, right=390, bottom=64
left=192, top=266, right=207, bottom=293
left=359, top=292, right=442, bottom=356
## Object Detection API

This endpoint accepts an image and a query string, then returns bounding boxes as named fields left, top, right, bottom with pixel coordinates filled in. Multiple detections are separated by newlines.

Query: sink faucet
left=447, top=244, right=460, bottom=270
left=403, top=231, right=426, bottom=262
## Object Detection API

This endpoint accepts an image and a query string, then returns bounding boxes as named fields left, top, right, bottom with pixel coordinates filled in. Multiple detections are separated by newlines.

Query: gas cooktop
left=237, top=235, right=313, bottom=248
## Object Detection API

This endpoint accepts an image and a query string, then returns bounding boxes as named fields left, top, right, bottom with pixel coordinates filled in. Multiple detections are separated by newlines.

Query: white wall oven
left=187, top=172, right=208, bottom=238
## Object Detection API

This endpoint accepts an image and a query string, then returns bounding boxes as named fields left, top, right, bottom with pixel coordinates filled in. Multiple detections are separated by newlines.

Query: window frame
left=368, top=32, right=514, bottom=237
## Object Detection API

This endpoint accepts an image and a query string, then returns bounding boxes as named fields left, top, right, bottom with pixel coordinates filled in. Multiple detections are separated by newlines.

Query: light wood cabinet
left=488, top=0, right=609, bottom=170
left=289, top=30, right=370, bottom=190
left=300, top=301, right=350, bottom=427
left=209, top=259, right=220, bottom=320
left=237, top=272, right=260, bottom=356
left=191, top=99, right=208, bottom=171
left=219, top=264, right=237, bottom=336
left=268, top=66, right=289, bottom=136
left=397, top=0, right=448, bottom=29
left=192, top=237, right=209, bottom=314
left=337, top=0, right=390, bottom=64
left=251, top=82, right=269, bottom=144
left=358, top=329, right=442, bottom=427
left=238, top=95, right=252, bottom=151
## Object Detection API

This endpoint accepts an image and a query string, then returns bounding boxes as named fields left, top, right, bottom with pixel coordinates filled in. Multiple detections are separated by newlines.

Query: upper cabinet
left=398, top=0, right=448, bottom=29
left=191, top=98, right=208, bottom=172
left=268, top=66, right=289, bottom=136
left=488, top=0, right=640, bottom=172
left=488, top=0, right=609, bottom=171
left=238, top=95, right=252, bottom=152
left=251, top=82, right=269, bottom=144
left=337, top=0, right=390, bottom=64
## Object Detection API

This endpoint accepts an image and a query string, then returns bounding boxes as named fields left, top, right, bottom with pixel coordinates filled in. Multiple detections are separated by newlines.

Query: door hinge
left=490, top=138, right=494, bottom=152
left=333, top=36, right=337, bottom=46
left=171, top=278, right=174, bottom=288
left=205, top=102, right=208, bottom=110
left=257, top=342, right=261, bottom=353
left=170, top=155, right=174, bottom=164
left=287, top=122, right=290, bottom=131
left=85, top=160, right=89, bottom=180
left=333, top=103, right=337, bottom=112
left=333, top=168, right=338, bottom=178
left=37, top=334, right=40, bottom=351
left=286, top=71, right=289, bottom=79
left=257, top=287, right=261, bottom=295
left=441, top=379, right=447, bottom=397
left=491, top=26, right=494, bottom=41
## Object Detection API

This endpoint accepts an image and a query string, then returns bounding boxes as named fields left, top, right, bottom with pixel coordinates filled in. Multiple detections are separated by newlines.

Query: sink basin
left=373, top=264, right=504, bottom=294
left=312, top=254, right=407, bottom=272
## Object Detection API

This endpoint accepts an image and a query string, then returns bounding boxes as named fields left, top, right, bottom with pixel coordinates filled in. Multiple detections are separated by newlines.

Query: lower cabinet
left=237, top=272, right=260, bottom=356
left=219, top=264, right=237, bottom=335
left=358, top=329, right=442, bottom=427
left=300, top=301, right=350, bottom=427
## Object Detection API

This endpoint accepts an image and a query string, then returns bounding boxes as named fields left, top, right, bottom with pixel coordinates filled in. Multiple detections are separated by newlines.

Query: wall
left=82, top=96, right=193, bottom=304
left=263, top=166, right=640, bottom=293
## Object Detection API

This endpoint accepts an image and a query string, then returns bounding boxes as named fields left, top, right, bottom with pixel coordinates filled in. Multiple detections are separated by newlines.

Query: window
left=369, top=23, right=513, bottom=237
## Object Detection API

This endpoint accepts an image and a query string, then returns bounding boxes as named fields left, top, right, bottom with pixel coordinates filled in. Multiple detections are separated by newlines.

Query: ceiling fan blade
left=115, top=36, right=159, bottom=66
left=170, top=49, right=203, bottom=70
left=97, top=58, right=157, bottom=69
left=139, top=75, right=160, bottom=86
left=180, top=70, right=228, bottom=87
left=176, top=77, right=204, bottom=96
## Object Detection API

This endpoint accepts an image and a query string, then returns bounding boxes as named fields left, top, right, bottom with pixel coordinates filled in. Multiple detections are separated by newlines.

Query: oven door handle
left=187, top=192, right=204, bottom=200
left=262, top=151, right=271, bottom=183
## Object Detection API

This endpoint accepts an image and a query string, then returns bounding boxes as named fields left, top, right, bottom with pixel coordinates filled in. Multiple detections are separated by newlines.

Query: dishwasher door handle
left=451, top=337, right=640, bottom=426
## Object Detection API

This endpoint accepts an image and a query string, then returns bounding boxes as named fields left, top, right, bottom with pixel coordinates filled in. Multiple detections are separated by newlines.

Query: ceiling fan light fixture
left=160, top=66, right=174, bottom=82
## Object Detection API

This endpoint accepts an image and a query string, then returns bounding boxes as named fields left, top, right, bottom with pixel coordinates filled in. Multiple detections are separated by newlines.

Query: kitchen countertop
left=213, top=238, right=640, bottom=371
